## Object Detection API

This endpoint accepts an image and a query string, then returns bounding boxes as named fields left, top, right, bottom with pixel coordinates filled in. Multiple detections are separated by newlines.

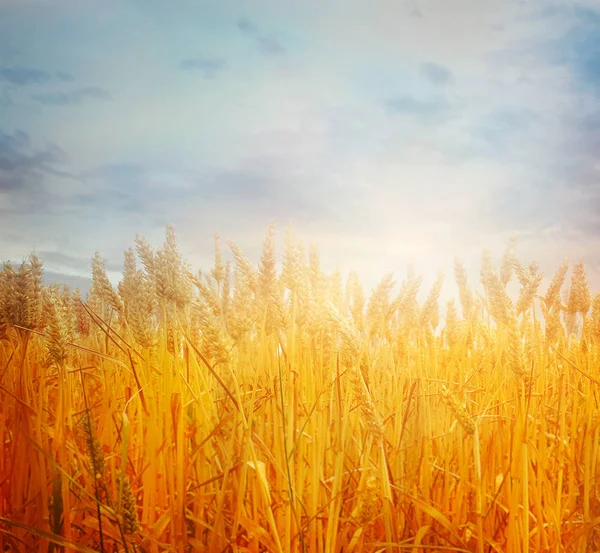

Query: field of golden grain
left=1, top=224, right=599, bottom=553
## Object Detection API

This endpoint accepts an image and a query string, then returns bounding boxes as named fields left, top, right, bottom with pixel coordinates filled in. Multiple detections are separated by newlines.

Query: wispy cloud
left=80, top=162, right=199, bottom=219
left=0, top=66, right=52, bottom=86
left=410, top=6, right=423, bottom=18
left=0, top=66, right=75, bottom=86
left=0, top=87, right=13, bottom=107
left=383, top=95, right=451, bottom=119
left=37, top=250, right=121, bottom=273
left=0, top=130, right=67, bottom=190
left=517, top=5, right=600, bottom=236
left=31, top=86, right=111, bottom=106
left=180, top=57, right=226, bottom=79
left=237, top=16, right=257, bottom=35
left=84, top=163, right=145, bottom=180
left=461, top=108, right=540, bottom=161
left=549, top=6, right=600, bottom=93
left=236, top=15, right=286, bottom=55
left=55, top=71, right=74, bottom=82
left=204, top=168, right=330, bottom=220
left=0, top=129, right=77, bottom=221
left=257, top=35, right=285, bottom=56
left=421, top=62, right=453, bottom=86
left=42, top=271, right=92, bottom=295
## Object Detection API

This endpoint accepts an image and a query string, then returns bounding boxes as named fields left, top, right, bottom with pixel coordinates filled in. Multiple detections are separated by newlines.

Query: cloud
left=257, top=35, right=285, bottom=56
left=0, top=130, right=67, bottom=187
left=84, top=163, right=145, bottom=180
left=79, top=163, right=199, bottom=219
left=421, top=62, right=453, bottom=86
left=383, top=95, right=451, bottom=119
left=37, top=250, right=121, bottom=273
left=459, top=108, right=539, bottom=161
left=80, top=151, right=343, bottom=245
left=0, top=66, right=76, bottom=88
left=0, top=129, right=76, bottom=217
left=197, top=154, right=349, bottom=226
left=37, top=251, right=91, bottom=271
left=55, top=71, right=74, bottom=82
left=83, top=159, right=326, bottom=225
left=30, top=86, right=112, bottom=106
left=0, top=87, right=13, bottom=107
left=237, top=16, right=257, bottom=35
left=544, top=109, right=600, bottom=234
left=550, top=6, right=600, bottom=93
left=506, top=5, right=600, bottom=236
left=180, top=57, right=226, bottom=79
left=0, top=66, right=52, bottom=85
left=236, top=16, right=286, bottom=55
left=42, top=271, right=93, bottom=295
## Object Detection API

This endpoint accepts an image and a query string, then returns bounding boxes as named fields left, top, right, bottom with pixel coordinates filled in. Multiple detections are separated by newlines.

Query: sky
left=1, top=0, right=600, bottom=302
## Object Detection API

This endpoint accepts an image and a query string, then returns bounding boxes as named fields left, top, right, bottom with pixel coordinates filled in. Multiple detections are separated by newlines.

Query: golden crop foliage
left=0, top=225, right=599, bottom=553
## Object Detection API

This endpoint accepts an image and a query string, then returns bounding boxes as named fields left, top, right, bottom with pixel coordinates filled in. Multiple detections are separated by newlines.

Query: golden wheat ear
left=116, top=474, right=140, bottom=535
left=441, top=385, right=475, bottom=435
left=82, top=413, right=106, bottom=480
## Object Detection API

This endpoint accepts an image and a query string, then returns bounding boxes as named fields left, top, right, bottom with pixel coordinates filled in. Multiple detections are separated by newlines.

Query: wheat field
left=1, top=224, right=599, bottom=553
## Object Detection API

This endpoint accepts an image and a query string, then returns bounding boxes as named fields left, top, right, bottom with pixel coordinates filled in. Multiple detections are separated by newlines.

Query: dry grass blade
left=181, top=327, right=241, bottom=412
left=0, top=517, right=101, bottom=553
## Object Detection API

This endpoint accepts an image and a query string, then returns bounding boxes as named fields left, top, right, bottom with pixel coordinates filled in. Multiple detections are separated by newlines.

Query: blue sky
left=1, top=0, right=600, bottom=298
